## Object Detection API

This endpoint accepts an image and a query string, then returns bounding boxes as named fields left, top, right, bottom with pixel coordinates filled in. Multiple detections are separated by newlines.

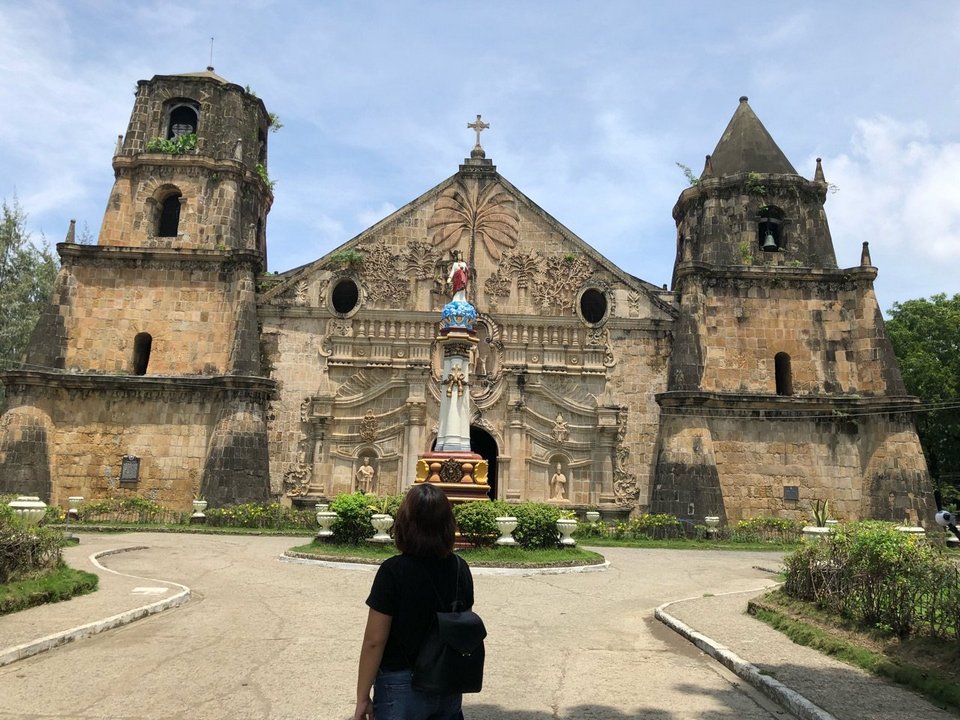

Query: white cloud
left=818, top=116, right=960, bottom=310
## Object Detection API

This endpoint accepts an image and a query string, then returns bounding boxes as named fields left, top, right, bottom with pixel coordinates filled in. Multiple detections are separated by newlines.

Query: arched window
left=758, top=206, right=786, bottom=252
left=157, top=192, right=182, bottom=237
left=167, top=101, right=199, bottom=139
left=775, top=352, right=793, bottom=396
left=133, top=333, right=152, bottom=375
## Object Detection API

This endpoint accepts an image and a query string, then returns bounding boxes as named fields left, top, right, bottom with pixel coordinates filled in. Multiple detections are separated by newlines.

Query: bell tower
left=0, top=69, right=276, bottom=508
left=654, top=97, right=934, bottom=526
left=99, top=68, right=272, bottom=261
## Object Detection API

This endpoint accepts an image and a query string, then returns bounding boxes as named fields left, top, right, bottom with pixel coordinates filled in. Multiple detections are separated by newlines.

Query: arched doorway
left=470, top=426, right=498, bottom=500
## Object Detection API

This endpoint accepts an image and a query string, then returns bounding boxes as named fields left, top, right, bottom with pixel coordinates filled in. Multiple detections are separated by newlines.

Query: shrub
left=784, top=521, right=960, bottom=639
left=145, top=133, right=197, bottom=155
left=453, top=500, right=512, bottom=547
left=366, top=494, right=403, bottom=518
left=610, top=513, right=683, bottom=540
left=204, top=502, right=315, bottom=530
left=731, top=516, right=803, bottom=544
left=77, top=497, right=175, bottom=524
left=511, top=502, right=563, bottom=549
left=330, top=493, right=375, bottom=544
left=0, top=509, right=63, bottom=584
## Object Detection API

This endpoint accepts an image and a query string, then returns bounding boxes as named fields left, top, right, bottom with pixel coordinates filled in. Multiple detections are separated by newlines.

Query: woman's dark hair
left=394, top=483, right=456, bottom=558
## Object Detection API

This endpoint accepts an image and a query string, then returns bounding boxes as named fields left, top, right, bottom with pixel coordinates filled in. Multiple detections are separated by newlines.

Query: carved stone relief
left=428, top=180, right=520, bottom=260
left=532, top=253, right=594, bottom=311
left=360, top=410, right=378, bottom=441
left=613, top=406, right=639, bottom=507
left=361, top=238, right=411, bottom=303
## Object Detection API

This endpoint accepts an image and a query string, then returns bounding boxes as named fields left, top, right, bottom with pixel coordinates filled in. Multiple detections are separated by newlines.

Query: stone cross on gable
left=468, top=114, right=490, bottom=148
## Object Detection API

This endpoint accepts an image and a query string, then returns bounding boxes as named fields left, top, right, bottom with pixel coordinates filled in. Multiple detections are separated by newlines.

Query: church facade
left=0, top=71, right=935, bottom=526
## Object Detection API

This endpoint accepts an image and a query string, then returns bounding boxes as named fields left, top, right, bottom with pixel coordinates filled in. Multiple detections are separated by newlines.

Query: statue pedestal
left=416, top=451, right=490, bottom=504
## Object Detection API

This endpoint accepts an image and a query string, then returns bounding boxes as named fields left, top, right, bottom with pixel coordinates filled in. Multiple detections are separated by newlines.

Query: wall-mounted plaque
left=783, top=485, right=800, bottom=501
left=120, top=455, right=140, bottom=484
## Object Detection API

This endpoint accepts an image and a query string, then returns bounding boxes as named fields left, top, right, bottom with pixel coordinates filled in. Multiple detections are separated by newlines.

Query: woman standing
left=354, top=483, right=474, bottom=720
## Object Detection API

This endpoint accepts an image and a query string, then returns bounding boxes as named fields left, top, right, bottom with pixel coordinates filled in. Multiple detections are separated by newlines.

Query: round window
left=331, top=278, right=360, bottom=315
left=579, top=288, right=608, bottom=324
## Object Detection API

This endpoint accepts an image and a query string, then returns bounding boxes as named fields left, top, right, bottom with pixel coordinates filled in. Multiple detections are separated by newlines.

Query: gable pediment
left=260, top=168, right=675, bottom=323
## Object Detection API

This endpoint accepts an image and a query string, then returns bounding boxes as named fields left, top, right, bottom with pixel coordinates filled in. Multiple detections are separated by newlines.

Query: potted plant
left=556, top=511, right=578, bottom=547
left=495, top=515, right=518, bottom=545
left=802, top=499, right=832, bottom=542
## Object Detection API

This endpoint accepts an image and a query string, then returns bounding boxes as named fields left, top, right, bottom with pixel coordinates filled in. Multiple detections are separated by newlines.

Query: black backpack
left=411, top=555, right=487, bottom=694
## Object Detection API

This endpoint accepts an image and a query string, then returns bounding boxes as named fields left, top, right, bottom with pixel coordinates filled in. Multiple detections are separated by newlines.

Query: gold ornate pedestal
left=415, top=452, right=491, bottom=503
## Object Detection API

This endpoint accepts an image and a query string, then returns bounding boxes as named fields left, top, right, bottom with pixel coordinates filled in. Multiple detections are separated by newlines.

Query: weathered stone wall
left=673, top=272, right=904, bottom=396
left=653, top=410, right=934, bottom=524
left=673, top=175, right=837, bottom=271
left=34, top=250, right=246, bottom=375
left=0, top=388, right=212, bottom=509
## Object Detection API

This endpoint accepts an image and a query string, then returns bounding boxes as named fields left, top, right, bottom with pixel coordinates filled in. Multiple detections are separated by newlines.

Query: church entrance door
left=469, top=426, right=498, bottom=500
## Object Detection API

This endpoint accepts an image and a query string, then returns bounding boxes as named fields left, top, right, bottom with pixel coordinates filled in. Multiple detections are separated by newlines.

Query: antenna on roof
left=208, top=37, right=215, bottom=72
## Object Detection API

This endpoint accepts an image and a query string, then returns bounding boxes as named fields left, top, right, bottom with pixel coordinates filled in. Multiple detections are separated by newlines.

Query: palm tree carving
left=428, top=180, right=519, bottom=261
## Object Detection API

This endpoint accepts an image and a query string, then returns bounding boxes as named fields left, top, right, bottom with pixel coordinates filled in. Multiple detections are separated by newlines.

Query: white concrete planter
left=704, top=516, right=720, bottom=529
left=8, top=496, right=47, bottom=526
left=316, top=510, right=337, bottom=538
left=495, top=516, right=518, bottom=545
left=191, top=499, right=208, bottom=521
left=585, top=511, right=601, bottom=523
left=67, top=496, right=84, bottom=520
left=370, top=513, right=394, bottom=543
left=802, top=525, right=831, bottom=542
left=315, top=502, right=329, bottom=513
left=557, top=518, right=577, bottom=546
left=895, top=525, right=925, bottom=537
left=825, top=519, right=839, bottom=528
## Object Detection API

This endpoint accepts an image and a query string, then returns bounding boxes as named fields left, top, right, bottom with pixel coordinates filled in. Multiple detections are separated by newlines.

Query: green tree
left=886, top=293, right=960, bottom=506
left=0, top=198, right=59, bottom=408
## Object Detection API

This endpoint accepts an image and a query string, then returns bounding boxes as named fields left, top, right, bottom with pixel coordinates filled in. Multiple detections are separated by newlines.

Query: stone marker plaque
left=783, top=485, right=799, bottom=501
left=120, top=455, right=140, bottom=484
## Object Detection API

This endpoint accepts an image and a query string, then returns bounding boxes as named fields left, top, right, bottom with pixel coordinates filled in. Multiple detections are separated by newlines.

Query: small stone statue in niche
left=550, top=463, right=568, bottom=501
left=355, top=457, right=376, bottom=494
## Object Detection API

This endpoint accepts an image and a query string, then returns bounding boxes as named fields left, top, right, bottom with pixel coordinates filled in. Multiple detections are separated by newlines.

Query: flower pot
left=370, top=513, right=394, bottom=543
left=802, top=525, right=831, bottom=542
left=316, top=510, right=337, bottom=538
left=315, top=502, right=329, bottom=513
left=67, top=496, right=84, bottom=519
left=495, top=516, right=518, bottom=546
left=8, top=496, right=47, bottom=526
left=556, top=518, right=578, bottom=546
left=704, top=516, right=720, bottom=528
left=585, top=511, right=601, bottom=523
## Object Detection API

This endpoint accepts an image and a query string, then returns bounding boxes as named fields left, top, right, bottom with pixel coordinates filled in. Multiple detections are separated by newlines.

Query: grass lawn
left=750, top=589, right=960, bottom=713
left=58, top=523, right=316, bottom=537
left=287, top=541, right=605, bottom=567
left=0, top=565, right=99, bottom=616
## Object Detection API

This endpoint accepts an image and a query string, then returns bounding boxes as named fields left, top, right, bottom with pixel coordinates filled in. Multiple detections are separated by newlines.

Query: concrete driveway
left=0, top=533, right=789, bottom=719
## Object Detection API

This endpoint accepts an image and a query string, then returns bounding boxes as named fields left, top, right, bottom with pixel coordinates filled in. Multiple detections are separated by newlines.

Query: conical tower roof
left=707, top=96, right=797, bottom=176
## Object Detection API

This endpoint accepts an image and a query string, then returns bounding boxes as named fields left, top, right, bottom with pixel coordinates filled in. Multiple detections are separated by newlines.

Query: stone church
left=0, top=69, right=935, bottom=525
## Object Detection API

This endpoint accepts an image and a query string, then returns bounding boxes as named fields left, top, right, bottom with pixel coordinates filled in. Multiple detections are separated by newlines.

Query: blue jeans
left=373, top=669, right=463, bottom=720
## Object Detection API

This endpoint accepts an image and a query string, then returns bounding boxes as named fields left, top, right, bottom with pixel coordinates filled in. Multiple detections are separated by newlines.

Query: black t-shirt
left=366, top=553, right=474, bottom=671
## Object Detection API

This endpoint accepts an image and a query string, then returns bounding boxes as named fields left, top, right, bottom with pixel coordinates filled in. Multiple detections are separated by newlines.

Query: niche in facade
left=331, top=278, right=360, bottom=315
left=132, top=333, right=153, bottom=375
left=157, top=192, right=182, bottom=237
left=167, top=100, right=199, bottom=139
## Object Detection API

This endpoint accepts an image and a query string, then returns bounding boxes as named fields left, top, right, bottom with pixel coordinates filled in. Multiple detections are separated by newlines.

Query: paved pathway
left=0, top=533, right=952, bottom=719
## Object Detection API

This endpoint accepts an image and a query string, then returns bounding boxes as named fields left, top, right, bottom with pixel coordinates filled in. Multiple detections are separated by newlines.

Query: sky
left=1, top=1, right=959, bottom=314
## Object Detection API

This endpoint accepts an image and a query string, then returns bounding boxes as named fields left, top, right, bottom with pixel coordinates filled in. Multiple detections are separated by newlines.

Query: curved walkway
left=0, top=533, right=952, bottom=719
